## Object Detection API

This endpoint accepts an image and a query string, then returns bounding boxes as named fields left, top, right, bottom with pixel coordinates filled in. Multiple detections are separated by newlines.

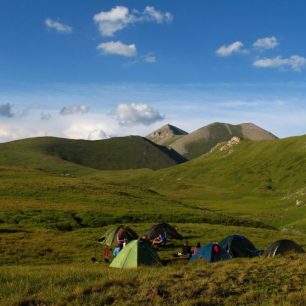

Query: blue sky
left=1, top=0, right=306, bottom=141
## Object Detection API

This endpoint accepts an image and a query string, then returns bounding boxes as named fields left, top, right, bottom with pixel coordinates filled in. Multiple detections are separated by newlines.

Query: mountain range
left=0, top=122, right=277, bottom=172
left=147, top=122, right=277, bottom=159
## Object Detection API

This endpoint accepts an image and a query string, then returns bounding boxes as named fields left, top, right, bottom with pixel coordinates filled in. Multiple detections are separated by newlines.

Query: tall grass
left=1, top=255, right=305, bottom=305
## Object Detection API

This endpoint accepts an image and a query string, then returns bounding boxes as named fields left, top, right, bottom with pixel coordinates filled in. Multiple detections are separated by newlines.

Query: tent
left=263, top=239, right=305, bottom=257
left=98, top=224, right=138, bottom=247
left=110, top=240, right=161, bottom=268
left=219, top=234, right=261, bottom=258
left=146, top=223, right=183, bottom=240
left=190, top=243, right=230, bottom=263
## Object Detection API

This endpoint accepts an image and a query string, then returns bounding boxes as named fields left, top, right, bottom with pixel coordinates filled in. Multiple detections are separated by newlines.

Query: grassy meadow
left=1, top=136, right=306, bottom=305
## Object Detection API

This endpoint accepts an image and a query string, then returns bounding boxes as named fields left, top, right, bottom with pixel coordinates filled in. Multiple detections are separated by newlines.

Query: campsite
left=1, top=158, right=306, bottom=305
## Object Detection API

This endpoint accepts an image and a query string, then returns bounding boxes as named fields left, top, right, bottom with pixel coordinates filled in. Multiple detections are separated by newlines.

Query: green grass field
left=1, top=135, right=306, bottom=305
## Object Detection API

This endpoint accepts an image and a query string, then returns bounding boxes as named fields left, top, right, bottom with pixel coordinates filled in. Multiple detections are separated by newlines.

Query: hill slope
left=170, top=122, right=277, bottom=159
left=146, top=124, right=188, bottom=146
left=0, top=136, right=186, bottom=173
left=135, top=135, right=306, bottom=231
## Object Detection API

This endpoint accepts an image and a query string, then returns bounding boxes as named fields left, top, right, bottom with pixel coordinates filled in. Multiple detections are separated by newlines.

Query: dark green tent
left=146, top=223, right=183, bottom=240
left=219, top=234, right=261, bottom=258
left=98, top=224, right=138, bottom=247
left=110, top=240, right=161, bottom=268
left=263, top=240, right=305, bottom=257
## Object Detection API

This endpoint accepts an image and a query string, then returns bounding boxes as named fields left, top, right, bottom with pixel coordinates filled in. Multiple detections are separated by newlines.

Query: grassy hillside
left=0, top=136, right=186, bottom=173
left=133, top=135, right=306, bottom=232
left=141, top=134, right=306, bottom=193
left=1, top=135, right=306, bottom=305
left=0, top=138, right=93, bottom=176
left=1, top=134, right=305, bottom=232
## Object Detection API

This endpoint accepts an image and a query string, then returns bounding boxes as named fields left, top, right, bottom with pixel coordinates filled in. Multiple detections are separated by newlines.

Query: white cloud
left=253, top=55, right=306, bottom=71
left=0, top=113, right=116, bottom=142
left=93, top=6, right=173, bottom=37
left=97, top=41, right=137, bottom=57
left=113, top=103, right=164, bottom=126
left=88, top=129, right=108, bottom=140
left=93, top=6, right=134, bottom=37
left=45, top=18, right=73, bottom=33
left=253, top=36, right=279, bottom=50
left=63, top=122, right=108, bottom=140
left=216, top=41, right=244, bottom=57
left=143, top=6, right=173, bottom=24
left=60, top=104, right=90, bottom=115
left=144, top=54, right=156, bottom=63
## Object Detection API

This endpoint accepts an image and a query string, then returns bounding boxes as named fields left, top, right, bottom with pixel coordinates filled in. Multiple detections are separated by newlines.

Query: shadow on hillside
left=0, top=228, right=31, bottom=234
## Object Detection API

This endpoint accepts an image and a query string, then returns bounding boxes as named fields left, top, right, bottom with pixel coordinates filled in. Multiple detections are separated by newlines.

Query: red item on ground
left=103, top=247, right=110, bottom=258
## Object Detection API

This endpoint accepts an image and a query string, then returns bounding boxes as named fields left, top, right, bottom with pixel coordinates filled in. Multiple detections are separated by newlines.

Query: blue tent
left=190, top=243, right=230, bottom=263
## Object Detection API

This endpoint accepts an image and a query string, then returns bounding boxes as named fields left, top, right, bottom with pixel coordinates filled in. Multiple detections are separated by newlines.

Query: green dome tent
left=110, top=240, right=161, bottom=268
left=98, top=224, right=138, bottom=247
left=263, top=240, right=305, bottom=257
left=219, top=234, right=261, bottom=258
left=146, top=223, right=183, bottom=240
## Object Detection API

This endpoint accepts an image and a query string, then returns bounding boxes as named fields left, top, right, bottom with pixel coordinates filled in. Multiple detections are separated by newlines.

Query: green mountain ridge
left=0, top=136, right=186, bottom=173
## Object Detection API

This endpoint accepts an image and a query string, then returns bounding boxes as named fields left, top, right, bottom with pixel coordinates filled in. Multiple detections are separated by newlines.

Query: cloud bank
left=217, top=36, right=305, bottom=72
left=253, top=55, right=306, bottom=71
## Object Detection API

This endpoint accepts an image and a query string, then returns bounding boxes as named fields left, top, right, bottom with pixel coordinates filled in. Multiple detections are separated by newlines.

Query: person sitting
left=192, top=242, right=201, bottom=256
left=178, top=240, right=192, bottom=257
left=152, top=233, right=167, bottom=247
left=116, top=227, right=125, bottom=250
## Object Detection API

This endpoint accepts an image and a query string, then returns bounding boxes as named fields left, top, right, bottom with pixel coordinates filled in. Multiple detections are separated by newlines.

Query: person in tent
left=192, top=242, right=201, bottom=255
left=178, top=240, right=192, bottom=258
left=116, top=227, right=125, bottom=250
left=152, top=233, right=167, bottom=247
